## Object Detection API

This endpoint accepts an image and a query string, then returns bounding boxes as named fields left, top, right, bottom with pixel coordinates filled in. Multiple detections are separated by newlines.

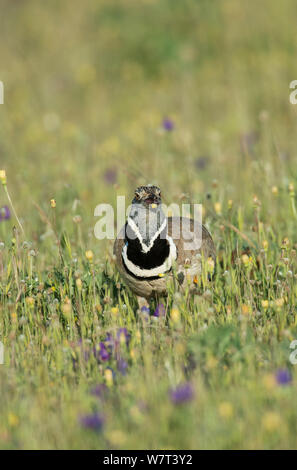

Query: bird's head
left=132, top=184, right=162, bottom=208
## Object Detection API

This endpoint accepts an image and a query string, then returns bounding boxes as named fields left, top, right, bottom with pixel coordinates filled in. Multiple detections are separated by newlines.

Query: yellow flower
left=218, top=402, right=233, bottom=419
left=8, top=413, right=19, bottom=427
left=289, top=182, right=295, bottom=196
left=104, top=368, right=113, bottom=386
left=26, top=296, right=34, bottom=306
left=275, top=298, right=284, bottom=309
left=207, top=356, right=218, bottom=369
left=241, top=304, right=250, bottom=316
left=214, top=202, right=222, bottom=215
left=171, top=307, right=180, bottom=324
left=50, top=198, right=56, bottom=208
left=0, top=170, right=6, bottom=185
left=76, top=278, right=82, bottom=290
left=11, top=312, right=17, bottom=323
left=111, top=306, right=119, bottom=316
left=106, top=430, right=126, bottom=446
left=241, top=254, right=250, bottom=267
left=282, top=237, right=290, bottom=248
left=261, top=300, right=269, bottom=309
left=62, top=297, right=72, bottom=316
left=262, top=240, right=269, bottom=251
left=85, top=250, right=94, bottom=261
left=271, top=186, right=278, bottom=195
left=262, top=373, right=276, bottom=390
left=262, top=412, right=281, bottom=432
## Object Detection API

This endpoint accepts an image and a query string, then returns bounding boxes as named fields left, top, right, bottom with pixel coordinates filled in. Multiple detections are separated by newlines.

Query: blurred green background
left=1, top=0, right=297, bottom=244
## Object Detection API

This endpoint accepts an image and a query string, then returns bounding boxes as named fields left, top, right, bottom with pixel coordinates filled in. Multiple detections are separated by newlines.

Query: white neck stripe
left=127, top=216, right=167, bottom=254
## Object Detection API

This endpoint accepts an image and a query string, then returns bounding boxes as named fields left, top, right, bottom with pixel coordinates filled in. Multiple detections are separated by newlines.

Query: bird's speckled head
left=132, top=185, right=162, bottom=207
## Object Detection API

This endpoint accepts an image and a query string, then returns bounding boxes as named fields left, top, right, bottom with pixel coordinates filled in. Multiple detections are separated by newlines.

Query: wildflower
left=25, top=296, right=34, bottom=306
left=90, top=384, right=108, bottom=398
left=104, top=368, right=114, bottom=387
left=171, top=307, right=180, bottom=324
left=195, top=156, right=209, bottom=170
left=289, top=182, right=295, bottom=196
left=241, top=304, right=250, bottom=316
left=106, top=429, right=126, bottom=446
left=170, top=383, right=194, bottom=405
left=111, top=306, right=119, bottom=316
left=8, top=413, right=19, bottom=427
left=262, top=240, right=269, bottom=251
left=117, top=328, right=131, bottom=347
left=0, top=206, right=10, bottom=221
left=79, top=412, right=104, bottom=432
left=103, top=168, right=117, bottom=185
left=275, top=298, right=284, bottom=309
left=62, top=297, right=72, bottom=316
left=117, top=358, right=128, bottom=375
left=271, top=186, right=278, bottom=195
left=253, top=195, right=261, bottom=207
left=73, top=215, right=82, bottom=224
left=262, top=373, right=276, bottom=390
left=275, top=369, right=292, bottom=386
left=241, top=254, right=250, bottom=267
left=140, top=306, right=150, bottom=315
left=85, top=250, right=94, bottom=261
left=282, top=237, right=290, bottom=249
left=206, top=356, right=218, bottom=369
left=153, top=303, right=166, bottom=317
left=214, top=202, right=222, bottom=215
left=262, top=412, right=281, bottom=432
left=76, top=278, right=82, bottom=290
left=261, top=300, right=269, bottom=310
left=162, top=118, right=174, bottom=131
left=0, top=170, right=6, bottom=185
left=218, top=402, right=233, bottom=419
left=50, top=199, right=56, bottom=208
left=97, top=342, right=110, bottom=361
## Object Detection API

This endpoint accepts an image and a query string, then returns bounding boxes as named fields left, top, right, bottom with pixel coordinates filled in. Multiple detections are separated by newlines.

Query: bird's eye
left=135, top=193, right=140, bottom=200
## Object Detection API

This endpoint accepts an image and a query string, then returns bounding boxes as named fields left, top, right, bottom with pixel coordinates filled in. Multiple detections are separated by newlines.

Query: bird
left=113, top=184, right=215, bottom=307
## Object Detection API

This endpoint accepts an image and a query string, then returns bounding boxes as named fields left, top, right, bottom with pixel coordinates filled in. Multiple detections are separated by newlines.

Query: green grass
left=0, top=0, right=297, bottom=449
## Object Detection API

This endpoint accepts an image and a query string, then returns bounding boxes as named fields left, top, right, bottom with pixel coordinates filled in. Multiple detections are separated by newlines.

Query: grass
left=0, top=0, right=297, bottom=449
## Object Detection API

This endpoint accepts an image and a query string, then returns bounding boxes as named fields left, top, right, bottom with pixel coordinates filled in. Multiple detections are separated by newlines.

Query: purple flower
left=96, top=342, right=110, bottom=361
left=141, top=306, right=150, bottom=315
left=162, top=118, right=174, bottom=132
left=153, top=303, right=166, bottom=317
left=117, top=358, right=128, bottom=375
left=276, top=369, right=292, bottom=386
left=0, top=206, right=10, bottom=221
left=194, top=156, right=209, bottom=170
left=170, top=383, right=194, bottom=405
left=79, top=412, right=104, bottom=432
left=117, top=328, right=131, bottom=347
left=90, top=383, right=108, bottom=398
left=103, top=168, right=117, bottom=185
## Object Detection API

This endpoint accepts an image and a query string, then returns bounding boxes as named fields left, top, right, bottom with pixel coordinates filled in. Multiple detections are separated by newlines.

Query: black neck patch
left=124, top=223, right=170, bottom=270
